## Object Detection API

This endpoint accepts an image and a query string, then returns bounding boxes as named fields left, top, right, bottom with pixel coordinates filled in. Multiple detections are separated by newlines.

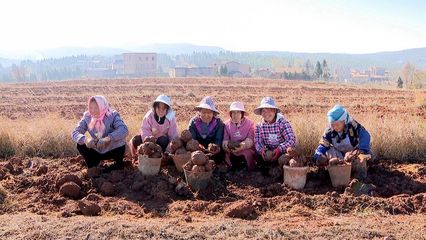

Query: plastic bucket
left=283, top=166, right=309, bottom=190
left=138, top=155, right=162, bottom=176
left=328, top=164, right=352, bottom=187
left=184, top=169, right=213, bottom=191
left=172, top=152, right=191, bottom=172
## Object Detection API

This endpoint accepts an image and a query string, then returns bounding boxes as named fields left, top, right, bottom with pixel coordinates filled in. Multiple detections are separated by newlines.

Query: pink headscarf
left=87, top=95, right=112, bottom=137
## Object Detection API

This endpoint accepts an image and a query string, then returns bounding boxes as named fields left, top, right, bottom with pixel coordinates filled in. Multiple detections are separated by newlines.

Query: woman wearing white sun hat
left=222, top=101, right=256, bottom=170
left=129, top=94, right=179, bottom=157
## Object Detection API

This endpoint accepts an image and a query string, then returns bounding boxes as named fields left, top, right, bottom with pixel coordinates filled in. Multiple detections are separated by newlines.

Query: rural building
left=224, top=61, right=251, bottom=77
left=123, top=53, right=157, bottom=77
left=351, top=66, right=389, bottom=83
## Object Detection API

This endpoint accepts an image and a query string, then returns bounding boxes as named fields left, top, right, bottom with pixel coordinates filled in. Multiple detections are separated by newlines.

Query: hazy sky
left=1, top=0, right=425, bottom=54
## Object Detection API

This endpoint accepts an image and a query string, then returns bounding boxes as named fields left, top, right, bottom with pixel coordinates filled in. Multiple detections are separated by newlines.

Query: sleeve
left=277, top=119, right=297, bottom=153
left=140, top=112, right=153, bottom=139
left=167, top=118, right=179, bottom=140
left=108, top=112, right=129, bottom=141
left=71, top=114, right=88, bottom=145
left=246, top=121, right=255, bottom=141
left=313, top=128, right=333, bottom=161
left=188, top=117, right=198, bottom=140
left=358, top=125, right=371, bottom=154
left=223, top=122, right=231, bottom=141
left=214, top=120, right=224, bottom=146
left=255, top=124, right=265, bottom=154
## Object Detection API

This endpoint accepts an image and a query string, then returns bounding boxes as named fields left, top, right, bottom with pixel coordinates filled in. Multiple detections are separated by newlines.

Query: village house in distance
left=113, top=53, right=158, bottom=77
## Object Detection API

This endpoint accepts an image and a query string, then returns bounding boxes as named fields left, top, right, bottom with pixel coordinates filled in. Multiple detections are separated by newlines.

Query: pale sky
left=0, top=0, right=425, bottom=54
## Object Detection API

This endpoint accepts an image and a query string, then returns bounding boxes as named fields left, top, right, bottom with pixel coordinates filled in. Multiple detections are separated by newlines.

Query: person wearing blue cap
left=313, top=104, right=372, bottom=168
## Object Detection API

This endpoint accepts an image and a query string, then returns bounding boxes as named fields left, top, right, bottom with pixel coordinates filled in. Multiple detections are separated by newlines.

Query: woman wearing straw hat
left=71, top=95, right=129, bottom=172
left=129, top=95, right=179, bottom=157
left=188, top=96, right=224, bottom=162
left=222, top=101, right=256, bottom=170
left=254, top=97, right=297, bottom=164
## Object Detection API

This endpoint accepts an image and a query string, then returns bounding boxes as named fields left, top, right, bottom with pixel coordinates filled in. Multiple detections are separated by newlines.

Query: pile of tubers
left=183, top=150, right=216, bottom=173
left=278, top=146, right=308, bottom=168
left=137, top=136, right=163, bottom=158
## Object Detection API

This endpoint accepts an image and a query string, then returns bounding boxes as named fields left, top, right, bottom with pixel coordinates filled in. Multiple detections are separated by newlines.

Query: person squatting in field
left=254, top=97, right=297, bottom=166
left=71, top=95, right=129, bottom=172
left=128, top=95, right=179, bottom=157
left=188, top=96, right=225, bottom=163
left=222, top=101, right=257, bottom=171
left=313, top=104, right=372, bottom=178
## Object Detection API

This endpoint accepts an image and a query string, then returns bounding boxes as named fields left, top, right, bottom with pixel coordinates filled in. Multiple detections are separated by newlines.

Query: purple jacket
left=71, top=111, right=129, bottom=154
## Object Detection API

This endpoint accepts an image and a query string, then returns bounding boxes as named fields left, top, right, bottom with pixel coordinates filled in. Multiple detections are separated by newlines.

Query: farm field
left=0, top=78, right=425, bottom=239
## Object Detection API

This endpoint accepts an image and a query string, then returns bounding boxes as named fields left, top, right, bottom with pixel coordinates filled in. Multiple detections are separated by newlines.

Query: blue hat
left=327, top=104, right=349, bottom=123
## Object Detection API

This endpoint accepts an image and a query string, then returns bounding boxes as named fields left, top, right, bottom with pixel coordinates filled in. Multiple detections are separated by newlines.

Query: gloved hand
left=97, top=136, right=111, bottom=149
left=85, top=138, right=98, bottom=149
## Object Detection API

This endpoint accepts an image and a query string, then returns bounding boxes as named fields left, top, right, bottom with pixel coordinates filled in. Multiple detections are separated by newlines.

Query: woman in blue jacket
left=313, top=104, right=371, bottom=167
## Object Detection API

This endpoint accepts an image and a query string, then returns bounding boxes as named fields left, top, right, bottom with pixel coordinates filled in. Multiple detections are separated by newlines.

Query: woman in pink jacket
left=222, top=102, right=256, bottom=170
left=129, top=95, right=179, bottom=157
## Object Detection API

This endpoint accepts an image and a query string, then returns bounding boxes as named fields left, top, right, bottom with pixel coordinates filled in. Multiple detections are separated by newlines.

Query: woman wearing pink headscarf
left=222, top=102, right=256, bottom=170
left=71, top=95, right=129, bottom=172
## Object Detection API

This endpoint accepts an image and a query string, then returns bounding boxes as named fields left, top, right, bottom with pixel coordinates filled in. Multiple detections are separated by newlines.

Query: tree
left=314, top=61, right=323, bottom=79
left=401, top=62, right=415, bottom=89
left=220, top=65, right=228, bottom=76
left=304, top=60, right=313, bottom=77
left=397, top=76, right=403, bottom=88
left=322, top=59, right=331, bottom=80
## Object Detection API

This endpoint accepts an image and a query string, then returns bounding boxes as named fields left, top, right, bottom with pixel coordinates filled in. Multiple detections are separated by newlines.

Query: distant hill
left=0, top=44, right=424, bottom=70
left=249, top=47, right=426, bottom=70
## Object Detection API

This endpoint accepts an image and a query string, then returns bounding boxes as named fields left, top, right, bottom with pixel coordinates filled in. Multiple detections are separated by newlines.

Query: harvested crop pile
left=183, top=151, right=216, bottom=173
left=138, top=142, right=163, bottom=158
left=279, top=146, right=307, bottom=167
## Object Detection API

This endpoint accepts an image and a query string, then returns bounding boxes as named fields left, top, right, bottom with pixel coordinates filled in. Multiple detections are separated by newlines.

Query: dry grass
left=0, top=114, right=424, bottom=162
left=0, top=78, right=425, bottom=162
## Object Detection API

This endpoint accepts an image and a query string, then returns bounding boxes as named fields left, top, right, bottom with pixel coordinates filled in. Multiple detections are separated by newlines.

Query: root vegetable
left=208, top=143, right=220, bottom=154
left=205, top=160, right=216, bottom=172
left=143, top=136, right=157, bottom=143
left=227, top=141, right=241, bottom=150
left=191, top=151, right=208, bottom=166
left=186, top=139, right=201, bottom=152
left=170, top=138, right=183, bottom=153
left=191, top=165, right=206, bottom=173
left=181, top=129, right=193, bottom=143
left=265, top=150, right=274, bottom=161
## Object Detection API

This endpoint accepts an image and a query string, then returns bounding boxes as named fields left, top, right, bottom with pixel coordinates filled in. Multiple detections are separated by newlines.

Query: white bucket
left=283, top=165, right=309, bottom=190
left=328, top=164, right=352, bottom=187
left=138, top=154, right=162, bottom=176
